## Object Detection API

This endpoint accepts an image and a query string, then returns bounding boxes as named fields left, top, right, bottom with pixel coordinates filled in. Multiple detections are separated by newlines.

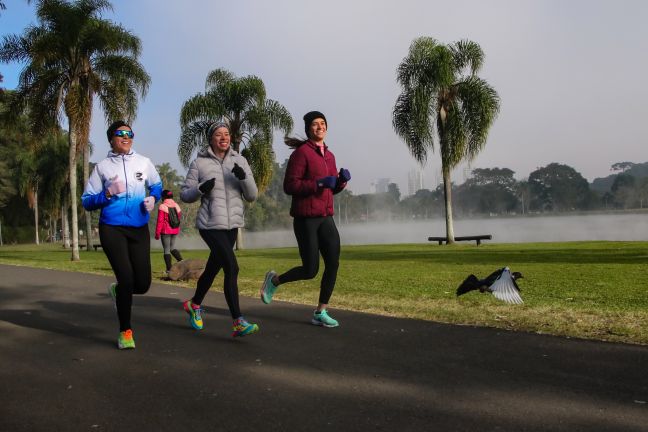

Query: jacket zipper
left=321, top=147, right=331, bottom=216
left=122, top=155, right=129, bottom=217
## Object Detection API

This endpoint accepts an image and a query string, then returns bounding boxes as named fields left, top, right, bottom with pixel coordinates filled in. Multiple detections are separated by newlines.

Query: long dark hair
left=284, top=136, right=308, bottom=149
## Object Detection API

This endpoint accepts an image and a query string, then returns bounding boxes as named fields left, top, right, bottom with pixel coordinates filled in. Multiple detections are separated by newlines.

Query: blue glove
left=338, top=168, right=351, bottom=183
left=317, top=176, right=337, bottom=189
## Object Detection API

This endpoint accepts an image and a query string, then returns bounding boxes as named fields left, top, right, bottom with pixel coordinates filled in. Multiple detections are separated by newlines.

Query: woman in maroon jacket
left=260, top=111, right=351, bottom=327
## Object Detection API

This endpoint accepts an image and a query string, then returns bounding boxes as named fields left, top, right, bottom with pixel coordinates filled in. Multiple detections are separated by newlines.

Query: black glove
left=199, top=178, right=216, bottom=194
left=317, top=176, right=337, bottom=189
left=232, top=163, right=246, bottom=180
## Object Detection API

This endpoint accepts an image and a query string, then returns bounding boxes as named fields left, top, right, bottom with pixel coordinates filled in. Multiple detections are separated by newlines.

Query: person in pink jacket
left=155, top=189, right=184, bottom=273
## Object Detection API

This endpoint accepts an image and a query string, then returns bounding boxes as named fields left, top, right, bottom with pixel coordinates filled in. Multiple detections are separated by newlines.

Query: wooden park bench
left=428, top=235, right=492, bottom=246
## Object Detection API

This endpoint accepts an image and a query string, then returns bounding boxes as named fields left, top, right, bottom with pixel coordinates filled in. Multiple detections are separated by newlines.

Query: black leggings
left=278, top=216, right=340, bottom=304
left=99, top=224, right=151, bottom=332
left=193, top=229, right=241, bottom=319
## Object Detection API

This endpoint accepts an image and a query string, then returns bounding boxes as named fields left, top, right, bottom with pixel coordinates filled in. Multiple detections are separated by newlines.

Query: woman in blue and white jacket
left=82, top=121, right=162, bottom=350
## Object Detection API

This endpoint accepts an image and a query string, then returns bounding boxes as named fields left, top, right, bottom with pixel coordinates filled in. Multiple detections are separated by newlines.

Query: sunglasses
left=114, top=130, right=134, bottom=139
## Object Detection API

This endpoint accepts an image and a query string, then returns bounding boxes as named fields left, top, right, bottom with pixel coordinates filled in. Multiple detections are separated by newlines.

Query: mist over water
left=159, top=213, right=648, bottom=250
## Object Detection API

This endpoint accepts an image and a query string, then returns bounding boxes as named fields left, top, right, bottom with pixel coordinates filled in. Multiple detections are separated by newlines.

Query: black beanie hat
left=107, top=120, right=132, bottom=143
left=303, top=111, right=327, bottom=138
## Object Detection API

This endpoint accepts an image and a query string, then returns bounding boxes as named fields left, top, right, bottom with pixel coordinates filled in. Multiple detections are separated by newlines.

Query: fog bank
left=157, top=213, right=648, bottom=250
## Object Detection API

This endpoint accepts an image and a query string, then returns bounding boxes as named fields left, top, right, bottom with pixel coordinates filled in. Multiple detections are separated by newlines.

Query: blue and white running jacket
left=82, top=150, right=163, bottom=227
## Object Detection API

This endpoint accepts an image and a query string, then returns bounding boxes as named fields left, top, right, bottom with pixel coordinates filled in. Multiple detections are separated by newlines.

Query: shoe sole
left=118, top=341, right=135, bottom=349
left=260, top=271, right=276, bottom=304
left=311, top=319, right=339, bottom=328
left=183, top=301, right=203, bottom=330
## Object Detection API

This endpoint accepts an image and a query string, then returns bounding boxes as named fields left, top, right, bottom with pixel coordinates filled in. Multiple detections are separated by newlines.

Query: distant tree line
left=242, top=161, right=648, bottom=230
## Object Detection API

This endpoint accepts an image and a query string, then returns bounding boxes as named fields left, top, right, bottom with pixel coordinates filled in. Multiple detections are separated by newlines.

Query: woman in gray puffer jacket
left=180, top=121, right=259, bottom=337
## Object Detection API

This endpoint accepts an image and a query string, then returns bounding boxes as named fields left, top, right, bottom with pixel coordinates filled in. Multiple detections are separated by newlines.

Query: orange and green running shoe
left=117, top=329, right=135, bottom=349
left=183, top=300, right=203, bottom=330
left=232, top=317, right=259, bottom=337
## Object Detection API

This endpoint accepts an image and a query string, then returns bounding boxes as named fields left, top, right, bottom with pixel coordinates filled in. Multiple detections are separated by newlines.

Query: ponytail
left=284, top=136, right=307, bottom=149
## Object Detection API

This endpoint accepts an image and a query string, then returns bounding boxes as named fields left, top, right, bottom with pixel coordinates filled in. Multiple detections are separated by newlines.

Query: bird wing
left=456, top=274, right=480, bottom=296
left=489, top=269, right=524, bottom=305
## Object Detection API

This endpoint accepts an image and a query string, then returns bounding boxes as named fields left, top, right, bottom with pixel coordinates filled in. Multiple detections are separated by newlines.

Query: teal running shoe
left=232, top=317, right=259, bottom=337
left=183, top=300, right=204, bottom=330
left=260, top=270, right=278, bottom=304
left=108, top=282, right=117, bottom=310
left=311, top=309, right=339, bottom=328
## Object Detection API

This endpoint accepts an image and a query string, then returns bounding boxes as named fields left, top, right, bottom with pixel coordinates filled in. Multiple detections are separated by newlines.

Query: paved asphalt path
left=0, top=264, right=647, bottom=432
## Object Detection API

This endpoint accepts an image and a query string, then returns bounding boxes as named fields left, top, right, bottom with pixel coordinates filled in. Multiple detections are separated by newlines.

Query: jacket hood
left=198, top=146, right=238, bottom=160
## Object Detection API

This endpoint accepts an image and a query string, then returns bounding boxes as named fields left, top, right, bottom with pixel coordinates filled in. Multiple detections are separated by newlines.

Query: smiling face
left=308, top=118, right=327, bottom=143
left=210, top=126, right=231, bottom=156
left=110, top=126, right=134, bottom=154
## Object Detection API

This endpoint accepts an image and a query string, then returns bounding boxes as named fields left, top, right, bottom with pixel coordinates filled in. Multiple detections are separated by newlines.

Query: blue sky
left=2, top=0, right=647, bottom=194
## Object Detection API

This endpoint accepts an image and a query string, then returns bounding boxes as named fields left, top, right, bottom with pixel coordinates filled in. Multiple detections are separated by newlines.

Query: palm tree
left=156, top=162, right=184, bottom=195
left=0, top=0, right=150, bottom=260
left=178, top=68, right=293, bottom=193
left=393, top=37, right=500, bottom=243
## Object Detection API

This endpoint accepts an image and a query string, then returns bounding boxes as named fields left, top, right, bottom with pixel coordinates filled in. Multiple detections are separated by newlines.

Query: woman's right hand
left=199, top=178, right=216, bottom=194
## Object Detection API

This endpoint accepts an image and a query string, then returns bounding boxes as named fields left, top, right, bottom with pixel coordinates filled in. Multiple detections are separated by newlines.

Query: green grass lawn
left=1, top=241, right=647, bottom=345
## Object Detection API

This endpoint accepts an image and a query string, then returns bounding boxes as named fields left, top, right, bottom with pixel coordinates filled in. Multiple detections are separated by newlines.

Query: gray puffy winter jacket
left=180, top=147, right=257, bottom=230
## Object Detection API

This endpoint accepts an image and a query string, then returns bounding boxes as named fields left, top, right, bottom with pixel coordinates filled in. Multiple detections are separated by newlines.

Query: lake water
left=169, top=212, right=648, bottom=250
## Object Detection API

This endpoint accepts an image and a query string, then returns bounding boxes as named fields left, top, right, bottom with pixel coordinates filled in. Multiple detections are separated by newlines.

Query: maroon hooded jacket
left=283, top=140, right=347, bottom=217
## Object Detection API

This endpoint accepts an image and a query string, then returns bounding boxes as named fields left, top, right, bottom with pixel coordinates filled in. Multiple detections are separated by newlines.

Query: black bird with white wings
left=456, top=267, right=524, bottom=304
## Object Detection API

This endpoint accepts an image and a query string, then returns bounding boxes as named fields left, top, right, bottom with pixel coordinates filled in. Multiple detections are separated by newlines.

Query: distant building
left=408, top=168, right=425, bottom=196
left=371, top=178, right=391, bottom=194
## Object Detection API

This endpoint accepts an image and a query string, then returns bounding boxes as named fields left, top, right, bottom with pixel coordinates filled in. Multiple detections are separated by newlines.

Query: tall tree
left=156, top=162, right=184, bottom=195
left=0, top=0, right=150, bottom=260
left=393, top=37, right=500, bottom=243
left=528, top=163, right=589, bottom=212
left=178, top=68, right=293, bottom=193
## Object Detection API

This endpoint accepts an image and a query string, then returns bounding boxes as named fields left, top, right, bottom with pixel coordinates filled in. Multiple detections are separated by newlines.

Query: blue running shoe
left=183, top=300, right=204, bottom=330
left=232, top=317, right=259, bottom=337
left=260, top=270, right=278, bottom=304
left=108, top=283, right=117, bottom=310
left=311, top=309, right=339, bottom=328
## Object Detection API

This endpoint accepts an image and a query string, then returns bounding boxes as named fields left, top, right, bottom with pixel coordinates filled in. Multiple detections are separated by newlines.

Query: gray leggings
left=160, top=234, right=176, bottom=254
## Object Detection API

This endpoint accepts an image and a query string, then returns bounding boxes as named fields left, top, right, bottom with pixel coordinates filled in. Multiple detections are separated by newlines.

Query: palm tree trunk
left=34, top=184, right=39, bottom=245
left=236, top=229, right=244, bottom=250
left=68, top=127, right=80, bottom=261
left=442, top=166, right=455, bottom=244
left=62, top=200, right=70, bottom=248
left=83, top=138, right=92, bottom=250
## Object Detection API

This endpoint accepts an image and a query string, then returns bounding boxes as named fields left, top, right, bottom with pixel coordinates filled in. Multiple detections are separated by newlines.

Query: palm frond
left=455, top=76, right=500, bottom=160
left=449, top=39, right=484, bottom=75
left=178, top=120, right=210, bottom=167
left=264, top=99, right=294, bottom=135
left=205, top=68, right=235, bottom=91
